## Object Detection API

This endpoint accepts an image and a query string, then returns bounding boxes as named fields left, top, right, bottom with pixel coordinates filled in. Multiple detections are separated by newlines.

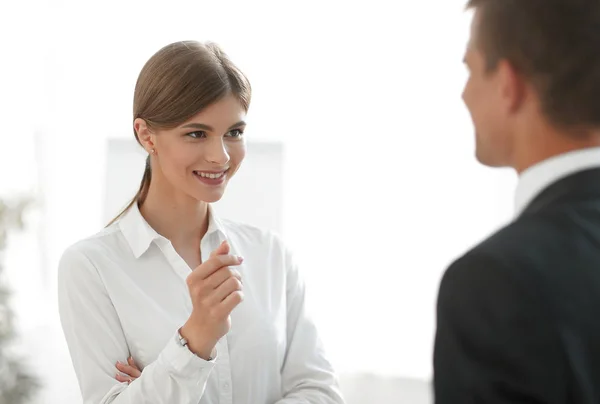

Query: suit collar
left=515, top=147, right=600, bottom=217
left=520, top=167, right=600, bottom=217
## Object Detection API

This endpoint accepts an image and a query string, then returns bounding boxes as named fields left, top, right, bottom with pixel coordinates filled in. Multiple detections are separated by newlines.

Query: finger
left=206, top=266, right=242, bottom=289
left=192, top=254, right=243, bottom=280
left=127, top=356, right=140, bottom=371
left=209, top=240, right=230, bottom=259
left=116, top=361, right=142, bottom=378
left=191, top=241, right=229, bottom=272
left=211, top=276, right=243, bottom=303
left=115, top=373, right=136, bottom=384
left=218, top=290, right=244, bottom=315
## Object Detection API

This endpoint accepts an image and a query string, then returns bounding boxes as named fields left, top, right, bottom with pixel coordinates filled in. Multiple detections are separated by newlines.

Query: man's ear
left=497, top=60, right=526, bottom=114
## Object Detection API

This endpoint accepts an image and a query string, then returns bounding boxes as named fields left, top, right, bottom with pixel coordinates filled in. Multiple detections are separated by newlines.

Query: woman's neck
left=139, top=178, right=210, bottom=249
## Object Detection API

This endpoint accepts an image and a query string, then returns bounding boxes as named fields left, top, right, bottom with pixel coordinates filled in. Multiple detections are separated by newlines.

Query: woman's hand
left=114, top=241, right=242, bottom=386
left=115, top=356, right=141, bottom=384
left=181, top=240, right=244, bottom=360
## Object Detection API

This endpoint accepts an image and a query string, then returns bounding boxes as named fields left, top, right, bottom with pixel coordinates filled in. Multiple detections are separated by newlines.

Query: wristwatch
left=176, top=327, right=214, bottom=361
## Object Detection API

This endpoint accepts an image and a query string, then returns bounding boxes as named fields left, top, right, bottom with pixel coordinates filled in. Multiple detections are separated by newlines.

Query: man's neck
left=512, top=124, right=600, bottom=174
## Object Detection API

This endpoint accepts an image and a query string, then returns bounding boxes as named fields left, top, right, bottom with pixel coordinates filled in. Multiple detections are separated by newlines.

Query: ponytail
left=106, top=155, right=152, bottom=227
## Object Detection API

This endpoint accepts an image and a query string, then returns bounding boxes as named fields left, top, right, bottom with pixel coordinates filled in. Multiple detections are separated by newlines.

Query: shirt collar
left=206, top=204, right=229, bottom=243
left=514, top=147, right=600, bottom=217
left=118, top=202, right=228, bottom=259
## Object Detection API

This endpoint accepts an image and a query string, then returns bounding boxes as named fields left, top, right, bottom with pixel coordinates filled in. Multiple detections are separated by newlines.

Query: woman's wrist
left=180, top=321, right=216, bottom=361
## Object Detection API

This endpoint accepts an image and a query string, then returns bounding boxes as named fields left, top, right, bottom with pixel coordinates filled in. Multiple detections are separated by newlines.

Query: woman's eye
left=187, top=131, right=207, bottom=139
left=226, top=129, right=244, bottom=138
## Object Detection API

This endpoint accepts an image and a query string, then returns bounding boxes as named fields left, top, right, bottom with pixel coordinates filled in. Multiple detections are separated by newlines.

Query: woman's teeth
left=194, top=171, right=225, bottom=179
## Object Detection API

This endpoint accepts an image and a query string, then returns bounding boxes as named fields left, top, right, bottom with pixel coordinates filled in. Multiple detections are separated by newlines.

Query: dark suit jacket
left=434, top=168, right=600, bottom=403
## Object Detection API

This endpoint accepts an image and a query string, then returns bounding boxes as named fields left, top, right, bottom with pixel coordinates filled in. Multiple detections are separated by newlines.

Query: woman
left=58, top=41, right=344, bottom=404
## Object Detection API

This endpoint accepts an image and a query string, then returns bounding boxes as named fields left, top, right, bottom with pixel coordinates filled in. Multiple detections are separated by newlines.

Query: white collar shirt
left=514, top=147, right=600, bottom=217
left=58, top=203, right=344, bottom=404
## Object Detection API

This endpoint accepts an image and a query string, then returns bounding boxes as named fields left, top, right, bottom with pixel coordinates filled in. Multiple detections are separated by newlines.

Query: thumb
left=209, top=240, right=230, bottom=259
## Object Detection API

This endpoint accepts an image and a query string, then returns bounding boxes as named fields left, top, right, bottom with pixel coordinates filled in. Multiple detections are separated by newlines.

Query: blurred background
left=0, top=0, right=517, bottom=403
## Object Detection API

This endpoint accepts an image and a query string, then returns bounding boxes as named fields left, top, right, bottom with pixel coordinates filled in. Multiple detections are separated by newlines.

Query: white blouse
left=58, top=203, right=344, bottom=404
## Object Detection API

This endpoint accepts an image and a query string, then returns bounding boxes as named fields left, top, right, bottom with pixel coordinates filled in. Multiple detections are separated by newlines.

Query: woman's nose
left=204, top=138, right=230, bottom=165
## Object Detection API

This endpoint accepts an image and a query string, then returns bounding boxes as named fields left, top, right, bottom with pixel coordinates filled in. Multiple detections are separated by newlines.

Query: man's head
left=463, top=0, right=600, bottom=170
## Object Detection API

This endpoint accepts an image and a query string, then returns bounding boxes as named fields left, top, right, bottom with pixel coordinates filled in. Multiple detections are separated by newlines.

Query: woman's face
left=136, top=95, right=247, bottom=204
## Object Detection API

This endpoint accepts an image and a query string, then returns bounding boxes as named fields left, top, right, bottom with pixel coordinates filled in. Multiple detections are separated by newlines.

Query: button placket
left=156, top=238, right=193, bottom=280
left=199, top=231, right=235, bottom=403
left=216, top=337, right=234, bottom=403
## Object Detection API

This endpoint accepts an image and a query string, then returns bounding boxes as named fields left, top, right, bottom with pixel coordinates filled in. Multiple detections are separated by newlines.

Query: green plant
left=0, top=199, right=40, bottom=404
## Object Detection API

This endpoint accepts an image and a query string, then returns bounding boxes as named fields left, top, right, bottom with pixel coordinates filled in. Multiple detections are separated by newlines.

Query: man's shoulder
left=438, top=219, right=555, bottom=313
left=445, top=209, right=600, bottom=293
left=470, top=212, right=573, bottom=261
left=444, top=215, right=560, bottom=283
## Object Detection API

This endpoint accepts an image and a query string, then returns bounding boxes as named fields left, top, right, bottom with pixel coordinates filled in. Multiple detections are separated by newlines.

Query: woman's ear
left=134, top=118, right=155, bottom=153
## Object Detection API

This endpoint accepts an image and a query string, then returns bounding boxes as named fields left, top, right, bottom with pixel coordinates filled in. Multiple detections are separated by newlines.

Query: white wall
left=0, top=1, right=519, bottom=403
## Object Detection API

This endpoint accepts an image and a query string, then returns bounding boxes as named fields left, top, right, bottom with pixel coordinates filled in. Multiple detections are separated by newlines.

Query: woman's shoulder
left=220, top=218, right=286, bottom=249
left=59, top=223, right=127, bottom=269
left=220, top=220, right=298, bottom=277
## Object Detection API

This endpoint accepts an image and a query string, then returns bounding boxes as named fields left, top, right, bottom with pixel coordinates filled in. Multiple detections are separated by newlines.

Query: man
left=434, top=0, right=600, bottom=402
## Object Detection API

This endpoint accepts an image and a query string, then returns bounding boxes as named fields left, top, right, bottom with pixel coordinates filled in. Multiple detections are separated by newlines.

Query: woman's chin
left=195, top=189, right=226, bottom=204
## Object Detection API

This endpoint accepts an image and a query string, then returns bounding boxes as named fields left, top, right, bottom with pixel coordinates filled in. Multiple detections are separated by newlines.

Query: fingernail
left=237, top=256, right=244, bottom=264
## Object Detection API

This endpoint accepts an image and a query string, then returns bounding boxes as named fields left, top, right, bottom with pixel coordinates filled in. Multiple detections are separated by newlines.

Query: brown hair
left=467, top=0, right=600, bottom=131
left=107, top=41, right=251, bottom=226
